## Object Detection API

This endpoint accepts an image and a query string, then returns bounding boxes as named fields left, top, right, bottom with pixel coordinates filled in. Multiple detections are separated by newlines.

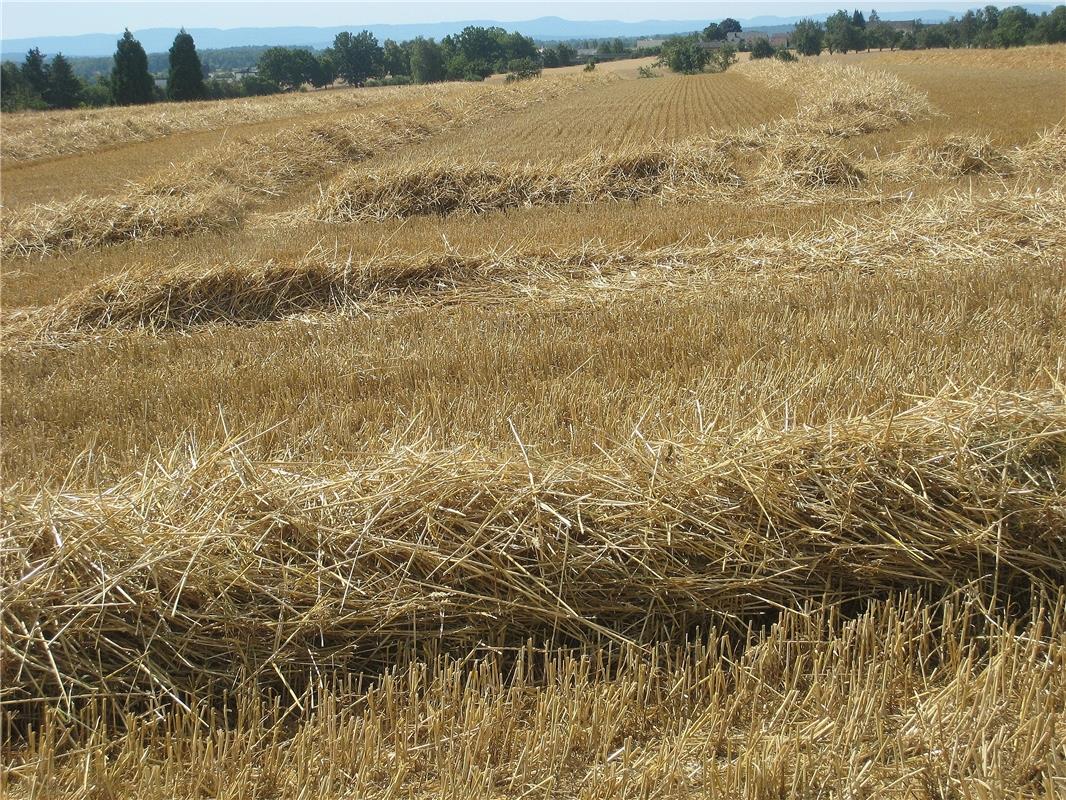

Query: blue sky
left=2, top=1, right=985, bottom=39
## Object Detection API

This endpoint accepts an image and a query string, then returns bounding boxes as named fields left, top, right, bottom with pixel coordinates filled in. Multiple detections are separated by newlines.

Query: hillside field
left=2, top=45, right=1065, bottom=798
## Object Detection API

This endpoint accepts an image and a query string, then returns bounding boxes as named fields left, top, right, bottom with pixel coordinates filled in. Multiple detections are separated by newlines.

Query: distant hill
left=1, top=8, right=1056, bottom=58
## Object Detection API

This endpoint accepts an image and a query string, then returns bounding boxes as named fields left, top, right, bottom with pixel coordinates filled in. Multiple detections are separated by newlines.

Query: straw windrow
left=3, top=389, right=1063, bottom=708
left=0, top=76, right=591, bottom=257
left=13, top=187, right=1059, bottom=339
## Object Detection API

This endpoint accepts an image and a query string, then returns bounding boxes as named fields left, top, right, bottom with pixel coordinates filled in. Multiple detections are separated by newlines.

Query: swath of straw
left=11, top=186, right=1062, bottom=340
left=2, top=388, right=1063, bottom=708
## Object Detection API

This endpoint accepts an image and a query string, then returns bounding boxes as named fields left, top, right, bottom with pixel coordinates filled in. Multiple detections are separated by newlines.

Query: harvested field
left=4, top=390, right=1064, bottom=704
left=9, top=187, right=1060, bottom=339
left=855, top=41, right=1066, bottom=70
left=3, top=44, right=1066, bottom=800
left=0, top=83, right=448, bottom=164
left=0, top=76, right=590, bottom=257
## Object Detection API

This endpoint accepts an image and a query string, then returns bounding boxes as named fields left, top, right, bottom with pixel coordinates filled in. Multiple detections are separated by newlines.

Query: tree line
left=0, top=24, right=544, bottom=111
left=2, top=28, right=219, bottom=111
left=255, top=26, right=543, bottom=89
left=789, top=5, right=1065, bottom=56
left=4, top=6, right=1062, bottom=110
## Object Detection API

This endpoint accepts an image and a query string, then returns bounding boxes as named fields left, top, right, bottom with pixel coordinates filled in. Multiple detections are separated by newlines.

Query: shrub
left=706, top=45, right=738, bottom=73
left=750, top=38, right=776, bottom=59
left=774, top=48, right=799, bottom=62
left=584, top=58, right=597, bottom=72
left=505, top=58, right=542, bottom=82
left=637, top=65, right=658, bottom=78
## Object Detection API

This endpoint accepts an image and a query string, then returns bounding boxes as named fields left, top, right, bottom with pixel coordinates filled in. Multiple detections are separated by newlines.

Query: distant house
left=575, top=47, right=598, bottom=58
left=154, top=78, right=167, bottom=90
left=700, top=31, right=748, bottom=49
left=636, top=38, right=666, bottom=49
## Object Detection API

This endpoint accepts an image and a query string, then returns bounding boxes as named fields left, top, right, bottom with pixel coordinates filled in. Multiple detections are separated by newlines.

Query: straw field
left=2, top=48, right=1065, bottom=799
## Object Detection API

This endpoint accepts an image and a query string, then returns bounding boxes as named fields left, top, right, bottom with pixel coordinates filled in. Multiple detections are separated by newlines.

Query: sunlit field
left=2, top=44, right=1065, bottom=799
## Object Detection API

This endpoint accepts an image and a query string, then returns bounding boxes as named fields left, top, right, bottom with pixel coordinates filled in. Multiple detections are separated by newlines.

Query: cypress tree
left=111, top=29, right=154, bottom=105
left=168, top=28, right=206, bottom=100
left=20, top=47, right=48, bottom=96
left=44, top=53, right=82, bottom=108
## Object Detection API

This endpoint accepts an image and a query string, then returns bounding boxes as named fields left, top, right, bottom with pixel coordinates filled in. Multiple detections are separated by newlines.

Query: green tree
left=82, top=76, right=113, bottom=106
left=44, top=53, right=82, bottom=108
left=504, top=30, right=539, bottom=61
left=541, top=47, right=560, bottom=68
left=995, top=6, right=1036, bottom=46
left=919, top=26, right=951, bottom=48
left=719, top=18, right=742, bottom=34
left=505, top=57, right=542, bottom=81
left=168, top=29, right=206, bottom=100
left=659, top=36, right=709, bottom=74
left=257, top=47, right=302, bottom=89
left=408, top=37, right=445, bottom=83
left=792, top=19, right=825, bottom=56
left=111, top=29, right=154, bottom=105
left=20, top=47, right=49, bottom=96
left=257, top=47, right=329, bottom=90
left=702, top=22, right=722, bottom=40
left=750, top=38, right=775, bottom=59
left=2, top=60, right=46, bottom=110
left=382, top=39, right=410, bottom=77
left=707, top=44, right=738, bottom=72
left=556, top=43, right=577, bottom=65
left=312, top=52, right=335, bottom=87
left=1033, top=6, right=1066, bottom=43
left=826, top=10, right=863, bottom=53
left=331, top=30, right=383, bottom=85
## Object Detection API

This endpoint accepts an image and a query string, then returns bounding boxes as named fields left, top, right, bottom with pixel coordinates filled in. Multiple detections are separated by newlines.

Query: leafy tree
left=541, top=47, right=560, bottom=68
left=1, top=60, right=46, bottom=110
left=556, top=43, right=577, bottom=66
left=241, top=75, right=282, bottom=96
left=792, top=19, right=825, bottom=55
left=331, top=30, right=383, bottom=86
left=44, top=53, right=82, bottom=108
left=995, top=5, right=1035, bottom=46
left=20, top=47, right=49, bottom=96
left=504, top=30, right=539, bottom=61
left=750, top=38, right=775, bottom=59
left=258, top=47, right=302, bottom=89
left=826, top=10, right=864, bottom=52
left=408, top=37, right=445, bottom=83
left=81, top=76, right=113, bottom=106
left=707, top=44, right=738, bottom=72
left=312, top=52, right=335, bottom=87
left=382, top=39, right=410, bottom=77
left=1033, top=6, right=1066, bottom=43
left=702, top=22, right=721, bottom=40
left=919, top=26, right=950, bottom=48
left=444, top=26, right=504, bottom=71
left=659, top=36, right=709, bottom=73
left=719, top=18, right=742, bottom=34
left=257, top=47, right=330, bottom=90
left=111, top=29, right=154, bottom=105
left=168, top=29, right=206, bottom=100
